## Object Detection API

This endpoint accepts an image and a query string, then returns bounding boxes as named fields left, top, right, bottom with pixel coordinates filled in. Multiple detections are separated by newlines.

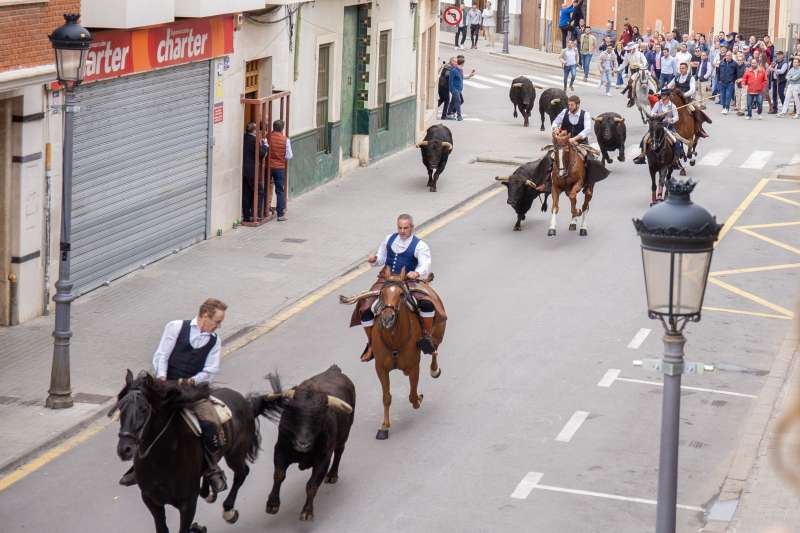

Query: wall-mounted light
left=410, top=0, right=418, bottom=11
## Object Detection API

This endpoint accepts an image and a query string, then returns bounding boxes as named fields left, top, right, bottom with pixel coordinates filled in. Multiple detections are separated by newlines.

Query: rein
left=138, top=411, right=176, bottom=459
left=118, top=388, right=177, bottom=460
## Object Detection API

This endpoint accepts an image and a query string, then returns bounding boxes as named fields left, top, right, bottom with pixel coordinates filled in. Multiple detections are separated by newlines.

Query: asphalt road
left=0, top=45, right=797, bottom=532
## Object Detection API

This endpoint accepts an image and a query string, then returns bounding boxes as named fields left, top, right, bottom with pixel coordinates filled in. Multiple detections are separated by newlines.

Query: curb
left=0, top=179, right=503, bottom=482
left=475, top=156, right=528, bottom=166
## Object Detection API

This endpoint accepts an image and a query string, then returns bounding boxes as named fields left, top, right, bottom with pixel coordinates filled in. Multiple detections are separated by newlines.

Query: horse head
left=109, top=369, right=154, bottom=460
left=647, top=114, right=667, bottom=151
left=377, top=266, right=409, bottom=330
left=551, top=130, right=581, bottom=181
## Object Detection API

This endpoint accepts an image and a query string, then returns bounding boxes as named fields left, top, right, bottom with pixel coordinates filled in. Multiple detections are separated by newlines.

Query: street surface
left=1, top=44, right=798, bottom=532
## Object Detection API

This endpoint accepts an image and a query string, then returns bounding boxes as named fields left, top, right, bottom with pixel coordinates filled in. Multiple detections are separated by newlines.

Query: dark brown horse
left=670, top=89, right=712, bottom=172
left=341, top=266, right=445, bottom=440
left=110, top=370, right=261, bottom=533
left=546, top=130, right=593, bottom=237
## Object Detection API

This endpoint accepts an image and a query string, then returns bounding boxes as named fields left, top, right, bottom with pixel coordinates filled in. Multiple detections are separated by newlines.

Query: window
left=316, top=44, right=331, bottom=153
left=376, top=30, right=390, bottom=130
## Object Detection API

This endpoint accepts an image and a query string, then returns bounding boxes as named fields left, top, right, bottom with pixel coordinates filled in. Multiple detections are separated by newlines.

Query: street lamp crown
left=48, top=14, right=92, bottom=50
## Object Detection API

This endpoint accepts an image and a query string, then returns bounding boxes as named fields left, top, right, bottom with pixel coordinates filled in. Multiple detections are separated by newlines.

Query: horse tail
left=246, top=410, right=262, bottom=463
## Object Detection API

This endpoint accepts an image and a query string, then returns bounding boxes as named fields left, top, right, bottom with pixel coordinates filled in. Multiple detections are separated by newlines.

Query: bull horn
left=494, top=176, right=510, bottom=182
left=339, top=289, right=381, bottom=305
left=525, top=179, right=538, bottom=188
left=441, top=142, right=453, bottom=151
left=614, top=117, right=625, bottom=123
left=550, top=98, right=561, bottom=104
left=416, top=140, right=429, bottom=147
left=593, top=117, right=603, bottom=122
left=511, top=83, right=523, bottom=87
left=327, top=396, right=354, bottom=414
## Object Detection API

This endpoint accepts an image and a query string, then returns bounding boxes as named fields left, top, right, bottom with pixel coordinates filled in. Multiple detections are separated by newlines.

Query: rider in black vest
left=119, top=299, right=229, bottom=495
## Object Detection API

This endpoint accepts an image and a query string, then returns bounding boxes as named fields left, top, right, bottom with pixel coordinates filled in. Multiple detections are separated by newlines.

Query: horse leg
left=579, top=186, right=593, bottom=236
left=141, top=494, right=169, bottom=533
left=199, top=476, right=213, bottom=503
left=299, top=457, right=330, bottom=521
left=409, top=365, right=423, bottom=409
left=375, top=366, right=391, bottom=440
left=649, top=167, right=657, bottom=206
left=430, top=351, right=441, bottom=378
left=178, top=497, right=200, bottom=533
left=221, top=459, right=249, bottom=524
left=567, top=182, right=582, bottom=231
left=266, top=449, right=289, bottom=514
left=547, top=189, right=559, bottom=236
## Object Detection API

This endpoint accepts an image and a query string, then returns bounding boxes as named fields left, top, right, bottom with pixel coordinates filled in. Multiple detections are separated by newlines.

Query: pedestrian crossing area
left=587, top=143, right=798, bottom=169
left=462, top=71, right=601, bottom=91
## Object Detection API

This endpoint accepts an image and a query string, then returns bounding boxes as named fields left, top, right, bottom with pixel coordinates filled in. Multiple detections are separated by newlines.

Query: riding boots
left=417, top=316, right=436, bottom=355
left=119, top=466, right=137, bottom=486
left=361, top=325, right=374, bottom=362
left=204, top=455, right=228, bottom=494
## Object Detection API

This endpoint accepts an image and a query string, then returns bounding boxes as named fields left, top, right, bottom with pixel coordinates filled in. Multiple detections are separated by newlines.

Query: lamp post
left=632, top=179, right=722, bottom=533
left=45, top=14, right=92, bottom=410
left=501, top=0, right=510, bottom=54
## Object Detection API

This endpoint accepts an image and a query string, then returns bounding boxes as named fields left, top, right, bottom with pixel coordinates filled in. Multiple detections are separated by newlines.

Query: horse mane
left=140, top=374, right=211, bottom=410
left=670, top=88, right=688, bottom=105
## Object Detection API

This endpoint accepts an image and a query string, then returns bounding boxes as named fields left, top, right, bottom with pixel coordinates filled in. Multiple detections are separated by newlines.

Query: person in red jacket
left=265, top=119, right=293, bottom=221
left=740, top=58, right=768, bottom=119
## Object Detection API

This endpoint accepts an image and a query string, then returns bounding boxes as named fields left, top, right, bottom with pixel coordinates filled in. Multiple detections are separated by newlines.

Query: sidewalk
left=0, top=117, right=531, bottom=474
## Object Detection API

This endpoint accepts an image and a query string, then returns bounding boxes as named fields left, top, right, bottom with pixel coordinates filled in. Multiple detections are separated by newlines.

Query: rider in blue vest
left=357, top=214, right=436, bottom=362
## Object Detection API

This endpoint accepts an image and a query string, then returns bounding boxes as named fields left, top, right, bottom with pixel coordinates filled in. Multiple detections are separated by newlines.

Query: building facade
left=0, top=0, right=439, bottom=326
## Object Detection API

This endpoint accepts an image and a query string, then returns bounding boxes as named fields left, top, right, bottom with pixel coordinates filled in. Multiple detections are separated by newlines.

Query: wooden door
left=615, top=0, right=644, bottom=35
left=520, top=0, right=541, bottom=48
left=243, top=60, right=259, bottom=129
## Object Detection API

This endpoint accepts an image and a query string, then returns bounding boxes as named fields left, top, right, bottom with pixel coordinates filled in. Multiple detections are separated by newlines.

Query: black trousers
left=455, top=26, right=467, bottom=47
left=242, top=175, right=265, bottom=221
left=470, top=24, right=480, bottom=46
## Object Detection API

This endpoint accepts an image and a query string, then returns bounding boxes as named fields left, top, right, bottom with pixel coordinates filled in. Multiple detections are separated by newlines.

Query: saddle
left=180, top=395, right=233, bottom=437
left=343, top=277, right=447, bottom=328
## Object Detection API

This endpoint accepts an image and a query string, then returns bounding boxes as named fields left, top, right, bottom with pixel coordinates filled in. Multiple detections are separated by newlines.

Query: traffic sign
left=443, top=6, right=462, bottom=26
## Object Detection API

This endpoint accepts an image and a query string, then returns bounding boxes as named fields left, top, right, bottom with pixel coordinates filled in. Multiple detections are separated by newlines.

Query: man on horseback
left=551, top=94, right=591, bottom=145
left=666, top=62, right=710, bottom=138
left=621, top=42, right=649, bottom=97
left=358, top=214, right=437, bottom=362
left=633, top=87, right=691, bottom=166
left=119, top=298, right=229, bottom=494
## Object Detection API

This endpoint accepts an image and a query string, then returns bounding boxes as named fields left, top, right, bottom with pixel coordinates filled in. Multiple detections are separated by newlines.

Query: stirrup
left=633, top=153, right=646, bottom=164
left=119, top=466, right=137, bottom=487
left=205, top=465, right=228, bottom=493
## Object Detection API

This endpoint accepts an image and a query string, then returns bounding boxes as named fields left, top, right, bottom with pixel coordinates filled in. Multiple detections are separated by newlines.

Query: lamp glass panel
left=642, top=248, right=712, bottom=316
left=54, top=48, right=86, bottom=83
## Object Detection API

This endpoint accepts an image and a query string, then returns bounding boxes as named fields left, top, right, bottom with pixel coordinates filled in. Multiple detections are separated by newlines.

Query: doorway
left=520, top=0, right=541, bottom=48
left=0, top=98, right=12, bottom=326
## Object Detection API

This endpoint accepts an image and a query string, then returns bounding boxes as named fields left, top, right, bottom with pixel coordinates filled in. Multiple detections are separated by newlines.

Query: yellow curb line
left=702, top=306, right=794, bottom=320
left=716, top=178, right=769, bottom=245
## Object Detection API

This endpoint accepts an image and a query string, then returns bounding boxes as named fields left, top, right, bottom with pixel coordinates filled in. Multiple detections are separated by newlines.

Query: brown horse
left=341, top=266, right=445, bottom=440
left=546, top=130, right=593, bottom=237
left=669, top=89, right=712, bottom=173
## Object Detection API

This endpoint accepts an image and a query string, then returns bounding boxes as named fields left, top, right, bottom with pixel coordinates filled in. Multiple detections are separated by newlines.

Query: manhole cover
left=711, top=400, right=728, bottom=407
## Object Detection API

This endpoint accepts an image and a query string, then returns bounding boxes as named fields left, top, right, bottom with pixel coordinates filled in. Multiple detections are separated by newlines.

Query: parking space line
left=555, top=411, right=590, bottom=442
left=627, top=328, right=651, bottom=349
left=702, top=306, right=793, bottom=320
left=597, top=369, right=620, bottom=387
left=511, top=471, right=704, bottom=511
left=615, top=377, right=758, bottom=398
left=473, top=74, right=509, bottom=87
left=707, top=276, right=795, bottom=318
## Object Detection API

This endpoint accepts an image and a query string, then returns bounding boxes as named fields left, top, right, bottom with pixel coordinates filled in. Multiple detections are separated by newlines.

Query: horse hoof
left=579, top=229, right=588, bottom=236
left=679, top=169, right=687, bottom=176
left=223, top=509, right=239, bottom=524
left=689, top=160, right=696, bottom=166
left=190, top=524, right=207, bottom=533
left=430, top=187, right=437, bottom=193
left=299, top=510, right=314, bottom=522
left=431, top=367, right=442, bottom=379
left=266, top=501, right=280, bottom=514
left=618, top=156, right=625, bottom=162
left=204, top=492, right=217, bottom=504
left=376, top=429, right=389, bottom=440
left=568, top=223, right=577, bottom=231
left=513, top=225, right=521, bottom=231
left=547, top=229, right=556, bottom=237
left=325, top=474, right=339, bottom=484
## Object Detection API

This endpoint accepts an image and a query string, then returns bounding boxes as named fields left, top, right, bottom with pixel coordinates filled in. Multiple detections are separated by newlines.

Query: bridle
left=377, top=280, right=416, bottom=329
left=117, top=387, right=174, bottom=459
left=553, top=136, right=578, bottom=182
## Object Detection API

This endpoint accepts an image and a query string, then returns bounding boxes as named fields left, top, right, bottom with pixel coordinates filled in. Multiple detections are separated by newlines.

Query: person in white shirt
left=482, top=2, right=496, bottom=47
left=674, top=44, right=693, bottom=73
left=620, top=42, right=649, bottom=96
left=120, top=298, right=229, bottom=493
left=667, top=62, right=697, bottom=98
left=354, top=214, right=437, bottom=362
left=466, top=5, right=482, bottom=49
left=552, top=94, right=592, bottom=144
left=633, top=88, right=691, bottom=165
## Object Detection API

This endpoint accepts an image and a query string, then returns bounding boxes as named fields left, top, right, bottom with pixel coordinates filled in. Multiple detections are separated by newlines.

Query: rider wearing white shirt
left=552, top=95, right=592, bottom=144
left=667, top=63, right=697, bottom=98
left=633, top=88, right=690, bottom=165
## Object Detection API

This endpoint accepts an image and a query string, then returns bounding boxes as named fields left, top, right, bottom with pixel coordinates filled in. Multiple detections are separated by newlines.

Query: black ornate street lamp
left=46, top=14, right=92, bottom=409
left=633, top=179, right=722, bottom=533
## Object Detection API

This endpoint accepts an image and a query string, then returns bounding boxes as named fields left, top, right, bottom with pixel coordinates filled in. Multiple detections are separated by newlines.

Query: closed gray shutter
left=738, top=0, right=770, bottom=43
left=71, top=61, right=210, bottom=296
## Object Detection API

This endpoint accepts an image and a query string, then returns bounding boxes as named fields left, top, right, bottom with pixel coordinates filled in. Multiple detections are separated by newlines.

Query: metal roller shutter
left=738, top=0, right=770, bottom=42
left=71, top=61, right=211, bottom=296
left=674, top=0, right=690, bottom=37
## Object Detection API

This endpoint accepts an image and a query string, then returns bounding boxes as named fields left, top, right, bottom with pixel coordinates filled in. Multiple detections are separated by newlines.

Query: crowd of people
left=452, top=1, right=498, bottom=50
left=572, top=25, right=800, bottom=119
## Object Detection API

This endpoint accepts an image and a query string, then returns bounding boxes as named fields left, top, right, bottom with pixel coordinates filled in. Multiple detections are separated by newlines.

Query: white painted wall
left=174, top=0, right=265, bottom=18
left=81, top=0, right=174, bottom=29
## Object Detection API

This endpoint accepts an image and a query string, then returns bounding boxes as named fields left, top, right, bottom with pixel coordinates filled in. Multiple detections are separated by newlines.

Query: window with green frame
left=316, top=44, right=331, bottom=153
left=376, top=30, right=390, bottom=130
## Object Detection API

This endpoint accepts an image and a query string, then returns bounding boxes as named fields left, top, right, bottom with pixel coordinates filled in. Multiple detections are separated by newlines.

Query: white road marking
left=513, top=472, right=704, bottom=511
left=537, top=73, right=597, bottom=88
left=698, top=149, right=733, bottom=166
left=790, top=153, right=800, bottom=165
left=464, top=80, right=491, bottom=89
left=555, top=411, right=590, bottom=442
left=473, top=74, right=510, bottom=87
left=463, top=117, right=482, bottom=121
left=510, top=472, right=544, bottom=499
left=627, top=328, right=651, bottom=349
left=597, top=369, right=621, bottom=388
left=493, top=74, right=516, bottom=81
left=615, top=377, right=758, bottom=398
left=739, top=150, right=773, bottom=169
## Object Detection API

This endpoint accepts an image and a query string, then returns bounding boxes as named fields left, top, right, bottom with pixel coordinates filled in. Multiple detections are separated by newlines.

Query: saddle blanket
left=180, top=395, right=233, bottom=436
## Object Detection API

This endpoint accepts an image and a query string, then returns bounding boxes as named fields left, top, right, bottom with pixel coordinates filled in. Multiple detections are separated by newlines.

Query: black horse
left=645, top=115, right=677, bottom=206
left=111, top=370, right=261, bottom=533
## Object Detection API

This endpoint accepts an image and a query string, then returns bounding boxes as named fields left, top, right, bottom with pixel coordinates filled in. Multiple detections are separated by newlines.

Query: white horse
left=629, top=69, right=659, bottom=124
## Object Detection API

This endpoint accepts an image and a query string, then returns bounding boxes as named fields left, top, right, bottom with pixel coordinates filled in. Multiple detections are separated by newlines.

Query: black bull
left=592, top=112, right=627, bottom=166
left=495, top=159, right=551, bottom=231
left=252, top=365, right=355, bottom=522
left=509, top=76, right=536, bottom=127
left=539, top=88, right=567, bottom=131
left=417, top=124, right=453, bottom=192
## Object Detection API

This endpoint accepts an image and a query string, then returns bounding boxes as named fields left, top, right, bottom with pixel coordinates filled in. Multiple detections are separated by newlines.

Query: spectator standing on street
left=561, top=39, right=579, bottom=91
left=659, top=46, right=676, bottom=87
left=675, top=44, right=693, bottom=73
left=467, top=5, right=482, bottom=49
left=558, top=1, right=575, bottom=50
left=741, top=58, right=768, bottom=119
left=454, top=3, right=467, bottom=50
left=666, top=31, right=680, bottom=55
left=769, top=50, right=788, bottom=113
left=613, top=41, right=626, bottom=88
left=482, top=2, right=496, bottom=48
left=447, top=56, right=466, bottom=121
left=579, top=26, right=597, bottom=81
left=778, top=56, right=800, bottom=117
left=620, top=23, right=633, bottom=46
left=695, top=51, right=713, bottom=109
left=242, top=122, right=267, bottom=222
left=266, top=120, right=293, bottom=221
left=734, top=51, right=748, bottom=114
left=602, top=21, right=616, bottom=45
left=598, top=45, right=615, bottom=96
left=717, top=51, right=737, bottom=114
left=599, top=35, right=612, bottom=52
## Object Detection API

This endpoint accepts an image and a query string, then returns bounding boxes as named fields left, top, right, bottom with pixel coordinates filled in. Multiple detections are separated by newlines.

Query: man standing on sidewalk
left=242, top=122, right=267, bottom=222
left=769, top=50, right=788, bottom=114
left=598, top=45, right=615, bottom=96
left=467, top=4, right=482, bottom=49
left=741, top=58, right=768, bottom=119
left=266, top=120, right=293, bottom=221
left=579, top=26, right=597, bottom=82
left=561, top=39, right=579, bottom=91
left=717, top=50, right=737, bottom=114
left=454, top=2, right=467, bottom=50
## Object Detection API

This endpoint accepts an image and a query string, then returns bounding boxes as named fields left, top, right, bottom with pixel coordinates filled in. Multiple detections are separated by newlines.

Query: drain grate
left=711, top=400, right=728, bottom=407
left=266, top=253, right=293, bottom=260
left=73, top=392, right=113, bottom=405
left=281, top=238, right=307, bottom=244
left=688, top=440, right=707, bottom=449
